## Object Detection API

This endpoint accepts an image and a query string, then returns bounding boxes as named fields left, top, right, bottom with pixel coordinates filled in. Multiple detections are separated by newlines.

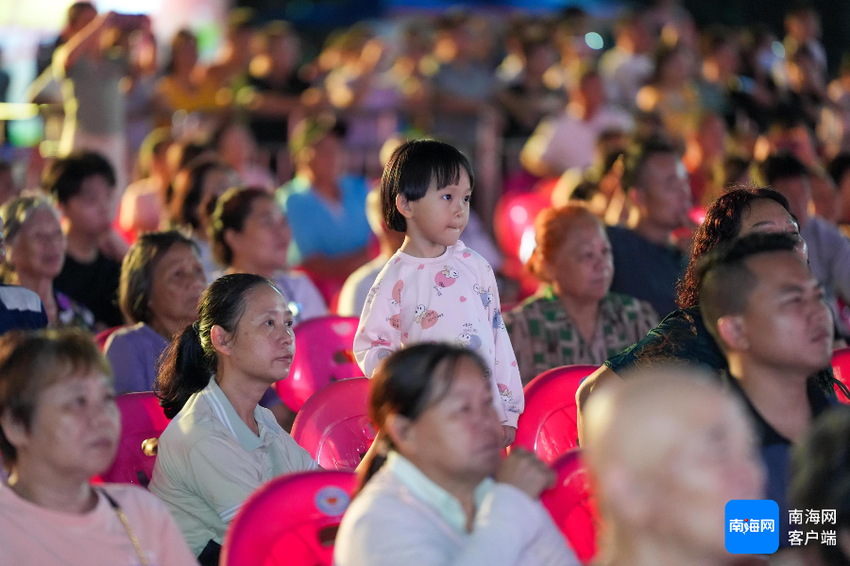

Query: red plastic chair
left=221, top=470, right=357, bottom=566
left=541, top=449, right=599, bottom=565
left=493, top=190, right=551, bottom=263
left=832, top=348, right=850, bottom=404
left=276, top=316, right=364, bottom=411
left=291, top=377, right=375, bottom=471
left=99, top=392, right=170, bottom=486
left=94, top=326, right=125, bottom=352
left=512, top=365, right=598, bottom=463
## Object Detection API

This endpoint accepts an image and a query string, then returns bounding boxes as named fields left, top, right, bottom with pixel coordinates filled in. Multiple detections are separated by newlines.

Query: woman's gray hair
left=119, top=231, right=199, bottom=324
left=0, top=195, right=61, bottom=283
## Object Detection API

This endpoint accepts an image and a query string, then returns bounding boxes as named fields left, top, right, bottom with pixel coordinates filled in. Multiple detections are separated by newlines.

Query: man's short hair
left=622, top=138, right=677, bottom=191
left=43, top=151, right=116, bottom=204
left=698, top=232, right=800, bottom=347
left=762, top=151, right=809, bottom=186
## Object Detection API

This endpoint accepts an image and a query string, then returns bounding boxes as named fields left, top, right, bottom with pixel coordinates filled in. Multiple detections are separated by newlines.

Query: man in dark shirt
left=699, top=233, right=838, bottom=549
left=46, top=152, right=123, bottom=328
left=607, top=139, right=691, bottom=318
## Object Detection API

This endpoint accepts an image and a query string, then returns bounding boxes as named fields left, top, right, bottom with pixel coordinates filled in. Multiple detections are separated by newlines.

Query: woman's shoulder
left=98, top=483, right=174, bottom=520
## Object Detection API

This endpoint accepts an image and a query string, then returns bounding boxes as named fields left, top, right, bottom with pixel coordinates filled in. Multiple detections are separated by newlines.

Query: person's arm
left=104, top=333, right=149, bottom=394
left=519, top=118, right=563, bottom=178
left=142, top=492, right=204, bottom=566
left=352, top=277, right=400, bottom=378
left=53, top=12, right=115, bottom=76
left=575, top=365, right=621, bottom=446
left=485, top=265, right=523, bottom=431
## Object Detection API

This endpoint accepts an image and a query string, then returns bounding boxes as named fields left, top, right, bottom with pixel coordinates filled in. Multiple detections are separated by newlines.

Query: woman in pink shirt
left=0, top=329, right=196, bottom=566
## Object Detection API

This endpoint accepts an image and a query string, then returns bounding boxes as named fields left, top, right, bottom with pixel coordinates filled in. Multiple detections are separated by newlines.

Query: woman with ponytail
left=149, top=273, right=317, bottom=565
left=335, top=343, right=578, bottom=566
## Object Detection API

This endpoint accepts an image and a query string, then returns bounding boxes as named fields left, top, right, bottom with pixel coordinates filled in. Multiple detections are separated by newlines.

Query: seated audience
left=505, top=205, right=658, bottom=383
left=118, top=128, right=173, bottom=237
left=607, top=140, right=691, bottom=318
left=154, top=29, right=223, bottom=124
left=790, top=406, right=850, bottom=566
left=521, top=69, right=634, bottom=177
left=698, top=233, right=840, bottom=545
left=277, top=115, right=373, bottom=279
left=0, top=196, right=94, bottom=329
left=0, top=215, right=47, bottom=335
left=149, top=273, right=319, bottom=564
left=763, top=152, right=850, bottom=338
left=169, top=155, right=239, bottom=278
left=337, top=188, right=404, bottom=317
left=577, top=187, right=805, bottom=440
left=335, top=343, right=578, bottom=566
left=0, top=329, right=196, bottom=565
left=104, top=231, right=206, bottom=394
left=209, top=186, right=326, bottom=324
left=210, top=119, right=276, bottom=190
left=45, top=151, right=123, bottom=328
left=583, top=370, right=765, bottom=566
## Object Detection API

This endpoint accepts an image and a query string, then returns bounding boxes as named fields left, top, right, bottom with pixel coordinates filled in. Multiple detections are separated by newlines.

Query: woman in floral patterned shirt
left=504, top=205, right=658, bottom=384
left=0, top=196, right=95, bottom=330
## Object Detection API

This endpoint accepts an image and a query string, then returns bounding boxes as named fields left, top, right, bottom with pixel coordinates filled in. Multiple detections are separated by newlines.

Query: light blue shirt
left=277, top=174, right=372, bottom=264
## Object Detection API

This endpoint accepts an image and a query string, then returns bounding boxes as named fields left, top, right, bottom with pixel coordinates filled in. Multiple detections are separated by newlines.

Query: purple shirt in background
left=104, top=323, right=168, bottom=394
left=104, top=321, right=284, bottom=408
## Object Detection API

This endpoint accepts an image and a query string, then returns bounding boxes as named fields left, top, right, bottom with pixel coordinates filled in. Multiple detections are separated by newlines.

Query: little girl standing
left=353, top=139, right=523, bottom=446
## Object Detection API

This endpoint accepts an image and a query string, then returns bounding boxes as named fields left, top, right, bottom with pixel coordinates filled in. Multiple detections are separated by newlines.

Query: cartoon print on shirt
left=365, top=279, right=381, bottom=308
left=492, top=308, right=505, bottom=330
left=371, top=334, right=391, bottom=348
left=472, top=283, right=493, bottom=308
left=433, top=265, right=459, bottom=295
left=498, top=383, right=513, bottom=403
left=413, top=304, right=442, bottom=330
left=455, top=323, right=482, bottom=351
left=390, top=280, right=403, bottom=307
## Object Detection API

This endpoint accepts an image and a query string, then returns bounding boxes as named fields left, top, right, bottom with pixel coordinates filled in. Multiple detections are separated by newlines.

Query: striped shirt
left=149, top=377, right=317, bottom=556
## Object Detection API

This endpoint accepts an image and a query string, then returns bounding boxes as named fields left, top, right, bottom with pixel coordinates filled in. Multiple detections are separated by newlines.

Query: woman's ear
left=0, top=412, right=28, bottom=452
left=222, top=228, right=239, bottom=254
left=209, top=324, right=233, bottom=357
left=396, top=194, right=414, bottom=220
left=383, top=413, right=413, bottom=452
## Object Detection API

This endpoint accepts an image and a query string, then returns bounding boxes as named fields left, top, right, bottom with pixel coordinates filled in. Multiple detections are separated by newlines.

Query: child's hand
left=501, top=425, right=516, bottom=448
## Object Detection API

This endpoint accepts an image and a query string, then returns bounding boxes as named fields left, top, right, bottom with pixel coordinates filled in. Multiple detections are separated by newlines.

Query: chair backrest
left=493, top=191, right=551, bottom=263
left=94, top=326, right=125, bottom=352
left=276, top=316, right=364, bottom=411
left=99, top=392, right=170, bottom=486
left=541, top=449, right=599, bottom=565
left=513, top=365, right=598, bottom=463
left=832, top=347, right=850, bottom=404
left=221, top=470, right=357, bottom=566
left=291, top=377, right=375, bottom=471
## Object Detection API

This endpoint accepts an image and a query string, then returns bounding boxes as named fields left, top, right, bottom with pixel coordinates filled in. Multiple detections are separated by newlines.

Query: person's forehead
left=245, top=285, right=288, bottom=315
left=740, top=199, right=793, bottom=228
left=746, top=251, right=813, bottom=290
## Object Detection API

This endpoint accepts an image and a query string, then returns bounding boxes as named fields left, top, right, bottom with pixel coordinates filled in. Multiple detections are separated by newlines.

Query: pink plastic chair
left=99, top=392, right=170, bottom=486
left=541, top=449, right=599, bottom=565
left=221, top=470, right=356, bottom=566
left=832, top=348, right=850, bottom=404
left=512, top=365, right=598, bottom=463
left=276, top=316, right=364, bottom=411
left=291, top=377, right=375, bottom=471
left=493, top=190, right=551, bottom=262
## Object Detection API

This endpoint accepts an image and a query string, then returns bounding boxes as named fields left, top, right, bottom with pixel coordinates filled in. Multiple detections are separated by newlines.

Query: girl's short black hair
left=381, top=139, right=474, bottom=232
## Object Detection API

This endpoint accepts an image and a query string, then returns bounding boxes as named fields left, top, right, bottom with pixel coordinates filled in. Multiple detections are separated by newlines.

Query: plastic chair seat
left=276, top=316, right=364, bottom=411
left=221, top=470, right=356, bottom=566
left=291, top=377, right=374, bottom=471
left=100, top=392, right=170, bottom=486
left=541, top=449, right=599, bottom=564
left=513, top=365, right=598, bottom=463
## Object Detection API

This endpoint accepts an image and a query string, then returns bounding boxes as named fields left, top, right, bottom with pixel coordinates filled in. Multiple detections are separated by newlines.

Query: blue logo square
left=725, top=500, right=780, bottom=554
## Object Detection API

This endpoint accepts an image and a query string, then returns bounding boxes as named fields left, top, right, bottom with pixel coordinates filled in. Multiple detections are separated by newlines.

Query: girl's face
left=404, top=169, right=472, bottom=251
left=8, top=208, right=66, bottom=280
left=226, top=196, right=291, bottom=272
